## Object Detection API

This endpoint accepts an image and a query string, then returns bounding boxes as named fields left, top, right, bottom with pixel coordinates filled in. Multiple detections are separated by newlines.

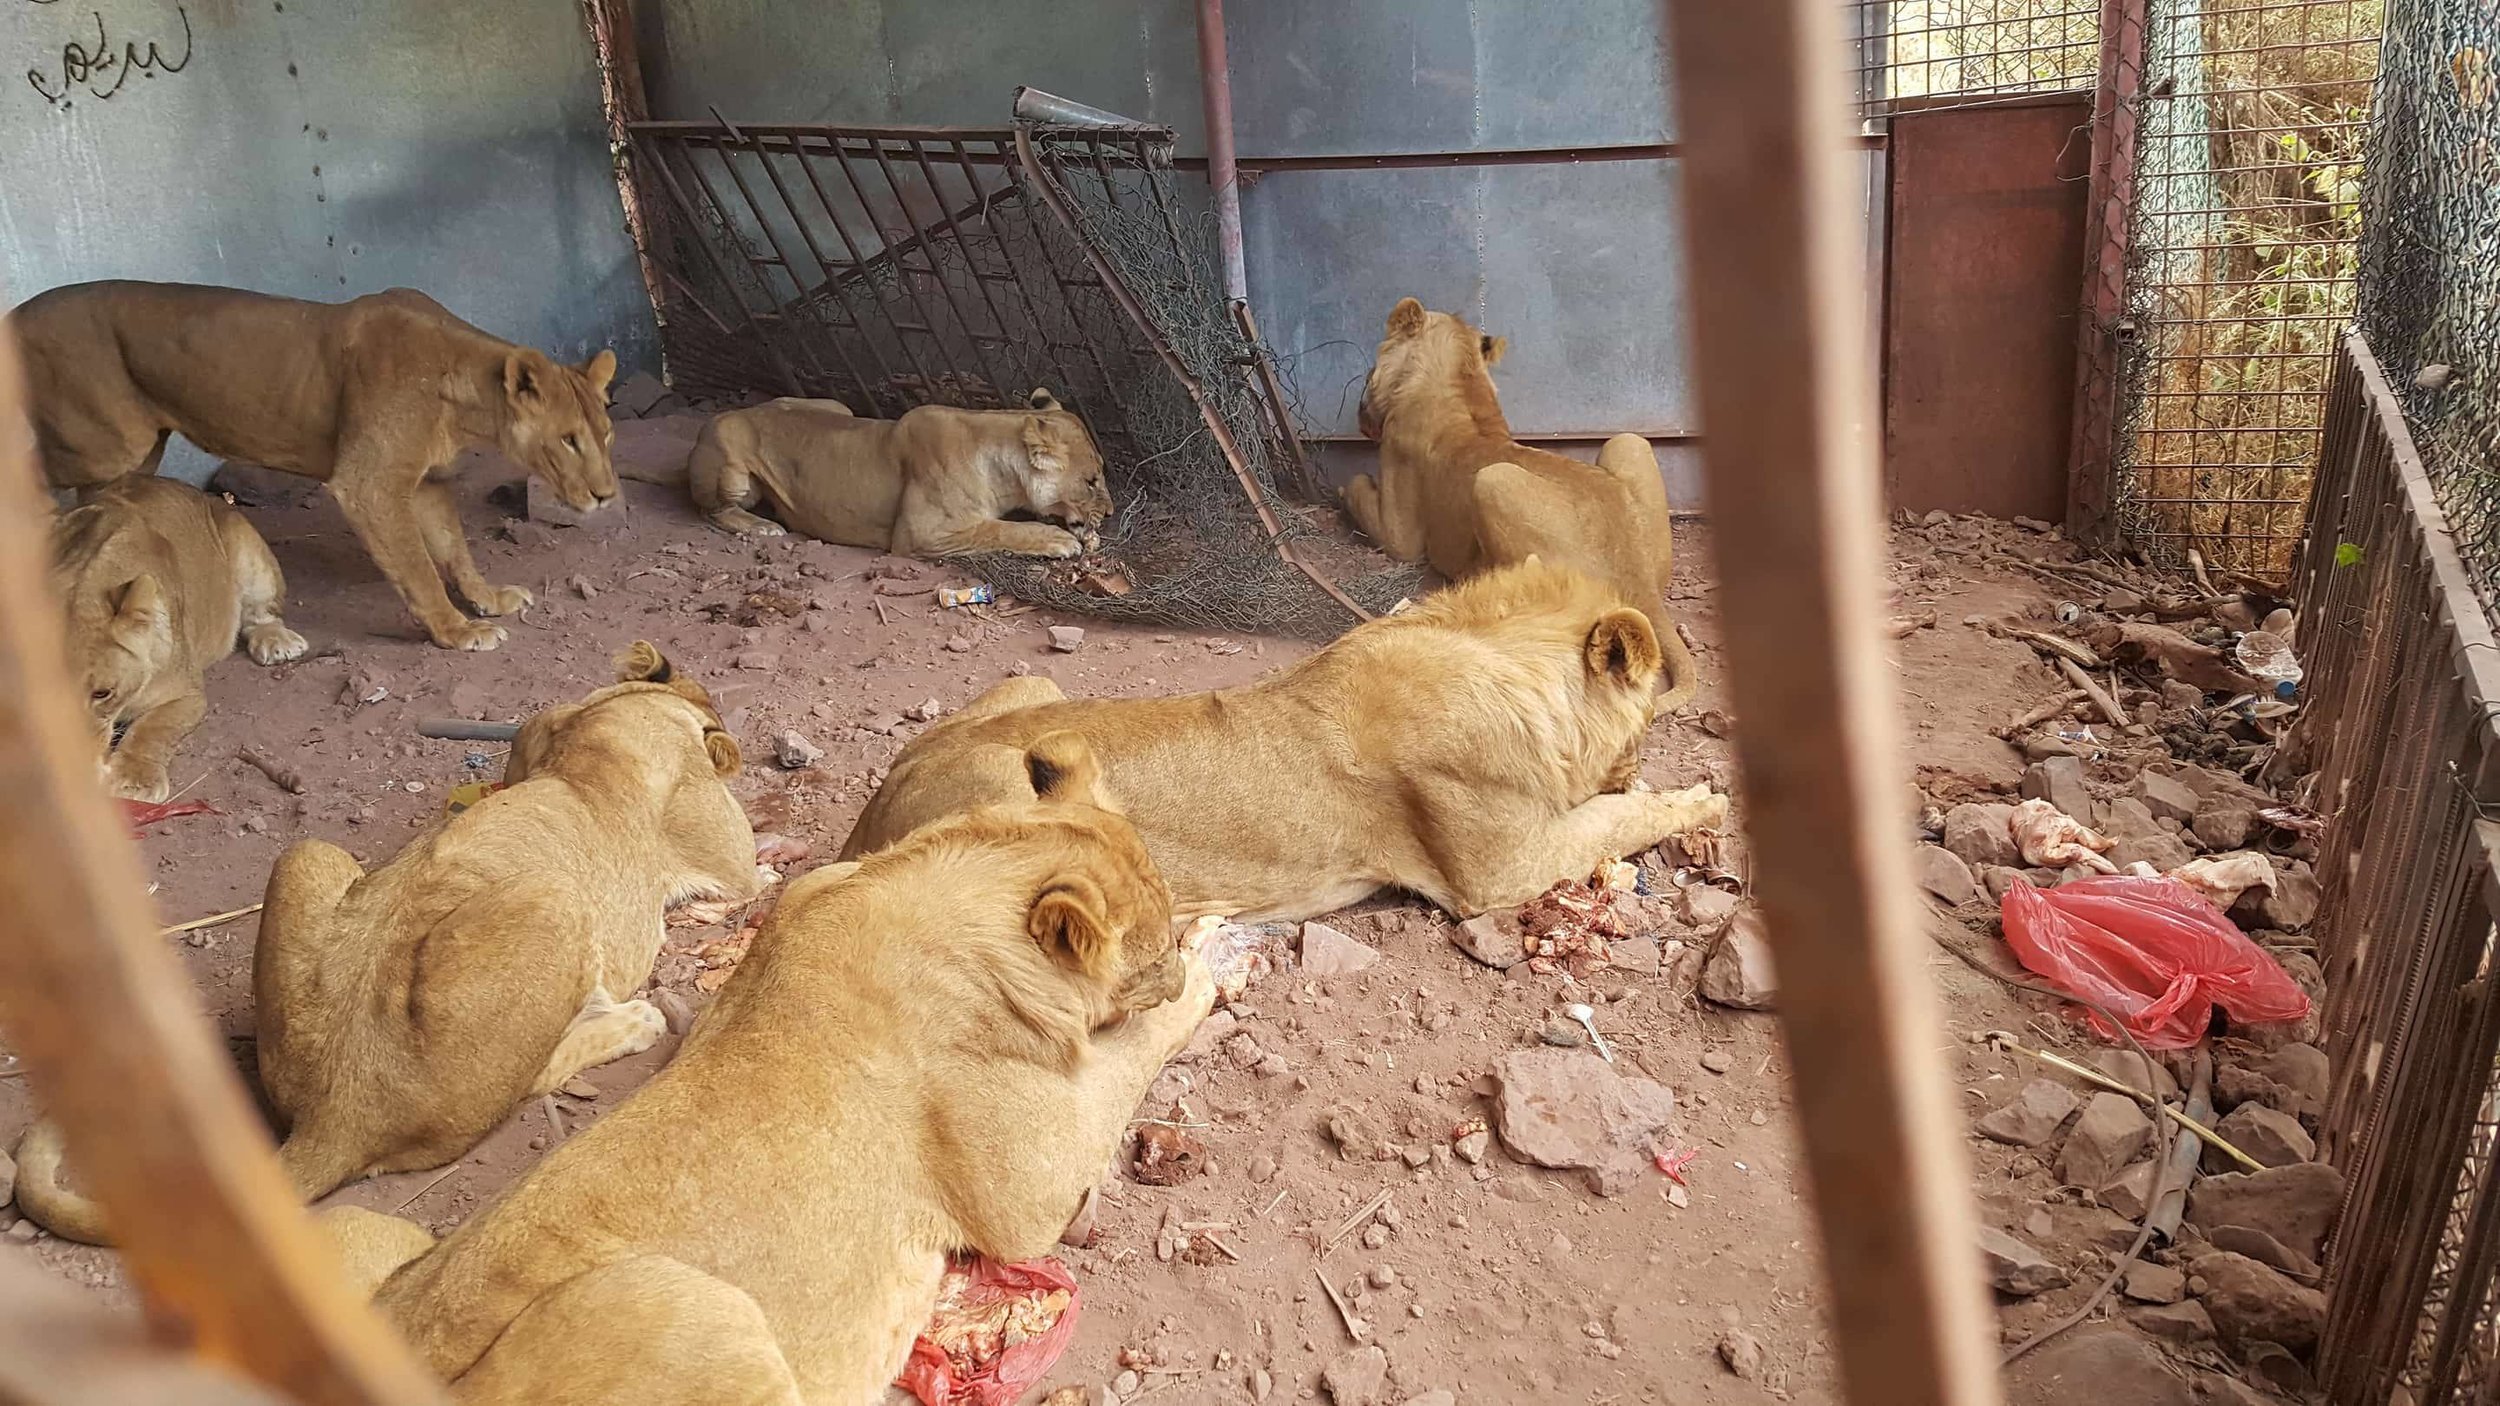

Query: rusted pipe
left=1011, top=87, right=1149, bottom=130
left=1193, top=0, right=1249, bottom=306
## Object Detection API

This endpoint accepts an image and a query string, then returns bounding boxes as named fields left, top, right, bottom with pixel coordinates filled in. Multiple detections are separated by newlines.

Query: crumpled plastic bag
left=896, top=1256, right=1083, bottom=1406
left=1999, top=875, right=2310, bottom=1049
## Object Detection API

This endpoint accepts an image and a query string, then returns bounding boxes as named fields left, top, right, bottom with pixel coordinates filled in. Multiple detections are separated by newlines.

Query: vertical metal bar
left=636, top=135, right=809, bottom=395
left=866, top=136, right=1013, bottom=406
left=728, top=133, right=885, bottom=401
left=1660, top=0, right=2004, bottom=1402
left=774, top=135, right=908, bottom=414
left=695, top=133, right=844, bottom=394
left=907, top=138, right=1030, bottom=394
left=951, top=138, right=1095, bottom=415
left=816, top=135, right=951, bottom=406
left=2065, top=0, right=2149, bottom=542
left=1002, top=141, right=1143, bottom=431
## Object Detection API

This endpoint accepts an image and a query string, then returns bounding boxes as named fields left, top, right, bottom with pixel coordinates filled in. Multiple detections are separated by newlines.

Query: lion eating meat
left=687, top=387, right=1114, bottom=559
left=1348, top=296, right=1696, bottom=709
left=9, top=280, right=618, bottom=651
left=843, top=557, right=1728, bottom=922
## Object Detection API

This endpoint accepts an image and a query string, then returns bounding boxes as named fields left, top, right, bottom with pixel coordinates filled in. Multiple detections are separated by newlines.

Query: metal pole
left=1193, top=0, right=1250, bottom=306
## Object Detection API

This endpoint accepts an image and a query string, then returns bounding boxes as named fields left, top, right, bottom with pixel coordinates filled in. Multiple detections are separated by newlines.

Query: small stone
left=2209, top=1103, right=2314, bottom=1170
left=1181, top=1009, right=1238, bottom=1064
left=1254, top=1053, right=1290, bottom=1078
left=1715, top=1330, right=1764, bottom=1379
left=1048, top=625, right=1086, bottom=653
left=1978, top=1224, right=2070, bottom=1297
left=1399, top=1145, right=1431, bottom=1169
left=1300, top=922, right=1381, bottom=977
left=2099, top=1159, right=2161, bottom=1221
left=2242, top=1342, right=2315, bottom=1397
left=2194, top=1250, right=2324, bottom=1354
left=2133, top=771, right=2201, bottom=825
left=2161, top=679, right=2205, bottom=710
left=569, top=574, right=598, bottom=599
left=1680, top=886, right=1743, bottom=931
left=773, top=731, right=824, bottom=769
left=1611, top=934, right=1661, bottom=974
left=1976, top=1079, right=2080, bottom=1147
left=2059, top=1092, right=2154, bottom=1188
left=1943, top=802, right=2022, bottom=870
left=1700, top=1049, right=1734, bottom=1075
left=2025, top=1208, right=2054, bottom=1239
left=1540, top=1017, right=1588, bottom=1049
left=1453, top=1128, right=1492, bottom=1164
left=1449, top=912, right=1526, bottom=969
left=2007, top=1328, right=2194, bottom=1406
left=1980, top=865, right=2027, bottom=902
left=2130, top=1300, right=2216, bottom=1344
left=2101, top=796, right=2164, bottom=841
left=654, top=989, right=698, bottom=1036
left=1248, top=1154, right=1277, bottom=1183
left=732, top=649, right=779, bottom=671
left=7, top=1220, right=38, bottom=1242
left=2192, top=802, right=2256, bottom=852
left=1368, top=1266, right=1397, bottom=1289
left=1913, top=844, right=1978, bottom=906
left=1222, top=1031, right=1266, bottom=1070
left=2187, top=1161, right=2344, bottom=1260
left=1321, top=1345, right=1388, bottom=1406
left=2261, top=1043, right=2329, bottom=1106
left=2206, top=1225, right=2323, bottom=1281
left=2122, top=1261, right=2188, bottom=1304
left=907, top=697, right=944, bottom=722
left=2233, top=860, right=2320, bottom=931
left=1114, top=1369, right=1143, bottom=1397
left=1361, top=1222, right=1390, bottom=1251
left=559, top=1077, right=599, bottom=1099
left=1325, top=1108, right=1387, bottom=1163
left=1699, top=912, right=1776, bottom=1010
left=2022, top=756, right=2099, bottom=826
left=2110, top=829, right=2196, bottom=873
left=1253, top=1370, right=1274, bottom=1402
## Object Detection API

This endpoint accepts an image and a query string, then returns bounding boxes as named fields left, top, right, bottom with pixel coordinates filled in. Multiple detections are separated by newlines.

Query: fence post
left=2065, top=0, right=2150, bottom=544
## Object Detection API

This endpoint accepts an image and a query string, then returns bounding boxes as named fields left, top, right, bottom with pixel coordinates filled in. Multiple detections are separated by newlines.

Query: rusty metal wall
left=2296, top=332, right=2500, bottom=1405
left=1881, top=93, right=2091, bottom=521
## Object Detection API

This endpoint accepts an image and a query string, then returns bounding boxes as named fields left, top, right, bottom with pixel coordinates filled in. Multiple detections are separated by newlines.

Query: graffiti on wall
left=22, top=0, right=195, bottom=110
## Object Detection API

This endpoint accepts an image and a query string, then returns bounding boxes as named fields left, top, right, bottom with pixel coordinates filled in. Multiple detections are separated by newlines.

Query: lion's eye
left=90, top=688, right=111, bottom=702
left=564, top=434, right=582, bottom=454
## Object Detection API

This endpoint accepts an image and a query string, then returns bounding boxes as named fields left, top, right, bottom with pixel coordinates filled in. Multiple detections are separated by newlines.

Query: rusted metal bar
left=753, top=136, right=913, bottom=409
left=1660, top=0, right=2004, bottom=1403
left=1010, top=87, right=1152, bottom=130
left=903, top=144, right=1028, bottom=373
left=1231, top=300, right=1319, bottom=503
left=1170, top=135, right=1888, bottom=174
left=864, top=136, right=1015, bottom=406
left=946, top=136, right=1108, bottom=425
left=698, top=132, right=878, bottom=398
left=2063, top=0, right=2148, bottom=542
left=1013, top=127, right=1368, bottom=625
left=632, top=135, right=809, bottom=395
left=998, top=141, right=1143, bottom=432
left=577, top=0, right=670, bottom=379
left=808, top=133, right=962, bottom=407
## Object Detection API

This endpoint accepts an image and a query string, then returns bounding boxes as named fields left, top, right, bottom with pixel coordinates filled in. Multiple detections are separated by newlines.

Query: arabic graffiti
left=25, top=2, right=195, bottom=109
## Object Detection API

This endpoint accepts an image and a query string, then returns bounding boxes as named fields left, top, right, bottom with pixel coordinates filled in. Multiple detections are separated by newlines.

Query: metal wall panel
left=0, top=0, right=654, bottom=482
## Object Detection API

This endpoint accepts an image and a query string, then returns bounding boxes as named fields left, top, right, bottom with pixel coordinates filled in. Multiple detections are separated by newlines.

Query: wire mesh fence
left=1848, top=0, right=2104, bottom=114
left=2356, top=0, right=2500, bottom=611
left=2112, top=0, right=2381, bottom=574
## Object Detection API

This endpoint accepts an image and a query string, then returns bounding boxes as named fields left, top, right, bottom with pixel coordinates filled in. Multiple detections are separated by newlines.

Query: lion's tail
left=10, top=1120, right=114, bottom=1245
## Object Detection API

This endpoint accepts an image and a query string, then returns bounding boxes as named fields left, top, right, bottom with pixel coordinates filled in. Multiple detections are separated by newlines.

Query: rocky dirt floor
left=0, top=411, right=2333, bottom=1406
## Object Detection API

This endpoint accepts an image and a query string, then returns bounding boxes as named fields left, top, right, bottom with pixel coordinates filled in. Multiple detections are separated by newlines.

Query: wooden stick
left=235, top=746, right=304, bottom=795
left=1313, top=1267, right=1368, bottom=1344
left=1997, top=691, right=2089, bottom=739
left=1323, top=1187, right=1391, bottom=1256
left=0, top=306, right=448, bottom=1404
left=1993, top=625, right=2101, bottom=669
left=1659, top=5, right=2003, bottom=1404
left=161, top=903, right=264, bottom=938
left=2058, top=657, right=2130, bottom=727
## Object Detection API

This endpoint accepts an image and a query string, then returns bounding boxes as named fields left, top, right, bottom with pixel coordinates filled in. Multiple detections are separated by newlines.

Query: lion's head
left=498, top=348, right=620, bottom=513
left=60, top=566, right=175, bottom=774
left=1016, top=730, right=1186, bottom=1019
left=1357, top=297, right=1508, bottom=440
left=1015, top=388, right=1114, bottom=531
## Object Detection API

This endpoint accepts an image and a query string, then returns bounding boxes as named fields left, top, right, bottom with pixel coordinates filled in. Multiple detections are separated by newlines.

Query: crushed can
left=936, top=583, right=996, bottom=609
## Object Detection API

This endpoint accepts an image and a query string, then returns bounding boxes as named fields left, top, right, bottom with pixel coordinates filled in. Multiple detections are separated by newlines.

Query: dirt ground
left=0, top=414, right=2268, bottom=1405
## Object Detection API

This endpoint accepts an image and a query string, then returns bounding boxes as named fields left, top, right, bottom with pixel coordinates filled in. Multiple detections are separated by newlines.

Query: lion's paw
left=433, top=619, right=508, bottom=652
left=473, top=584, right=533, bottom=617
left=107, top=761, right=172, bottom=804
left=616, top=999, right=669, bottom=1055
left=246, top=623, right=310, bottom=665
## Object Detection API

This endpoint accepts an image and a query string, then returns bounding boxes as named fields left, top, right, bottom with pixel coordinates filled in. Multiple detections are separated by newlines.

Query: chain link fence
left=1848, top=0, right=2103, bottom=114
left=2357, top=0, right=2500, bottom=608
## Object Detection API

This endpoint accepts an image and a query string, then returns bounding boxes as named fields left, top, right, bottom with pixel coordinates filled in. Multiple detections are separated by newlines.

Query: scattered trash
left=1131, top=1119, right=1208, bottom=1185
left=1653, top=1144, right=1698, bottom=1184
left=938, top=584, right=996, bottom=609
left=2234, top=631, right=2302, bottom=699
left=2166, top=851, right=2278, bottom=910
left=1183, top=915, right=1277, bottom=1003
left=2010, top=798, right=2118, bottom=874
left=121, top=798, right=218, bottom=835
left=443, top=781, right=502, bottom=817
left=896, top=1256, right=1083, bottom=1406
left=1999, top=875, right=2312, bottom=1048
left=1562, top=1002, right=1614, bottom=1063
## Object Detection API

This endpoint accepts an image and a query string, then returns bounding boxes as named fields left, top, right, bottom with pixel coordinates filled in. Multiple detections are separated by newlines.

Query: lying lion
left=844, top=558, right=1729, bottom=922
left=52, top=476, right=308, bottom=802
left=1346, top=297, right=1696, bottom=707
left=10, top=280, right=619, bottom=652
left=319, top=734, right=1211, bottom=1405
left=687, top=387, right=1114, bottom=558
left=10, top=645, right=757, bottom=1245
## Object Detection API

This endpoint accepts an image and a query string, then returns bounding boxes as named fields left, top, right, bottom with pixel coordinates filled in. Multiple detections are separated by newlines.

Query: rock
left=7, top=1220, right=36, bottom=1242
left=2004, top=1327, right=2192, bottom=1406
left=2133, top=771, right=2201, bottom=825
left=1453, top=1128, right=1490, bottom=1164
left=2101, top=796, right=2164, bottom=841
left=1913, top=844, right=1977, bottom=906
left=2263, top=1043, right=2329, bottom=1106
left=2123, top=1261, right=2188, bottom=1304
left=733, top=650, right=780, bottom=671
left=2241, top=1342, right=2314, bottom=1396
left=1300, top=922, right=1381, bottom=977
left=1539, top=1017, right=1588, bottom=1049
left=654, top=989, right=698, bottom=1036
left=1981, top=865, right=2027, bottom=902
left=2192, top=802, right=2257, bottom=852
left=527, top=473, right=627, bottom=531
left=2209, top=1103, right=2314, bottom=1170
left=1114, top=1370, right=1143, bottom=1397
left=2233, top=861, right=2319, bottom=931
left=1321, top=1345, right=1388, bottom=1406
left=907, top=697, right=944, bottom=723
left=2214, top=1064, right=2295, bottom=1116
left=0, top=1144, right=13, bottom=1208
left=1700, top=912, right=1776, bottom=1010
left=1944, top=803, right=2022, bottom=869
left=1976, top=1079, right=2081, bottom=1147
left=1324, top=1107, right=1388, bottom=1163
left=2022, top=756, right=2099, bottom=826
left=2081, top=1048, right=2179, bottom=1101
left=2161, top=680, right=2207, bottom=711
left=2110, top=829, right=2196, bottom=873
left=773, top=731, right=824, bottom=769
left=2099, top=1159, right=2162, bottom=1220
left=1180, top=1009, right=1238, bottom=1063
left=2194, top=1251, right=2324, bottom=1354
left=1488, top=1048, right=1678, bottom=1196
left=1449, top=912, right=1526, bottom=969
left=1611, top=934, right=1661, bottom=974
left=2131, top=1300, right=2217, bottom=1345
left=1715, top=1330, right=1763, bottom=1379
left=2205, top=1225, right=2323, bottom=1282
left=1681, top=886, right=1743, bottom=931
left=2060, top=1092, right=2154, bottom=1188
left=1700, top=1050, right=1733, bottom=1074
left=567, top=574, right=599, bottom=599
left=1048, top=625, right=1086, bottom=653
left=1978, top=1225, right=2070, bottom=1297
left=2188, top=1161, right=2344, bottom=1260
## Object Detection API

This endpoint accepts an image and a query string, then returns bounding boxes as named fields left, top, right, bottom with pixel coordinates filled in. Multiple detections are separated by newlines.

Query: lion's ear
left=581, top=349, right=618, bottom=395
left=1480, top=333, right=1508, bottom=366
left=1386, top=297, right=1426, bottom=336
left=1027, top=387, right=1061, bottom=412
left=702, top=726, right=741, bottom=777
left=1029, top=874, right=1118, bottom=978
left=1584, top=607, right=1664, bottom=688
left=1022, top=419, right=1065, bottom=476
left=111, top=574, right=169, bottom=636
left=614, top=641, right=672, bottom=684
left=1025, top=730, right=1107, bottom=810
left=503, top=351, right=548, bottom=406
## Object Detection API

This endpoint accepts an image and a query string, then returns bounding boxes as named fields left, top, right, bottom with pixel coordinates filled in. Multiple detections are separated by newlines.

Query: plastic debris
left=937, top=584, right=997, bottom=609
left=1999, top=875, right=2311, bottom=1048
left=121, top=798, right=218, bottom=835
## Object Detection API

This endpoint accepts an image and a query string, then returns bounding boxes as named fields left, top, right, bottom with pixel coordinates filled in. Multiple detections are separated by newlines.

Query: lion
left=315, top=735, right=1212, bottom=1406
left=9, top=280, right=619, bottom=652
left=687, top=387, right=1114, bottom=558
left=1347, top=296, right=1696, bottom=708
left=843, top=558, right=1729, bottom=923
left=8, top=645, right=757, bottom=1245
left=51, top=475, right=308, bottom=802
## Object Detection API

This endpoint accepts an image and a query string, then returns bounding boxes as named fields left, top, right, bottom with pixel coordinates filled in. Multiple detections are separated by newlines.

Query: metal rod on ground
left=416, top=720, right=522, bottom=743
left=0, top=307, right=449, bottom=1404
left=1658, top=2, right=2003, bottom=1403
left=2150, top=1049, right=2213, bottom=1242
left=1192, top=0, right=1250, bottom=306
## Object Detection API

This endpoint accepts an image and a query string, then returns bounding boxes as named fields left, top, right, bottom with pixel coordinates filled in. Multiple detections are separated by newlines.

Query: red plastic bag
left=896, top=1256, right=1083, bottom=1406
left=1999, top=875, right=2310, bottom=1049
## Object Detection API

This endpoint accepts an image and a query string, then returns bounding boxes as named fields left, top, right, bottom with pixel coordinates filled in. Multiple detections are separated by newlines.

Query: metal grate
left=1849, top=0, right=2104, bottom=114
left=2356, top=0, right=2500, bottom=614
left=2113, top=0, right=2381, bottom=574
